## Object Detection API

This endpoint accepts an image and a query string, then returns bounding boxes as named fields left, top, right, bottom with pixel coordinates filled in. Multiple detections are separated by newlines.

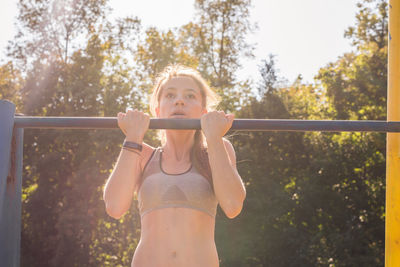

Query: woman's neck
left=163, top=130, right=196, bottom=162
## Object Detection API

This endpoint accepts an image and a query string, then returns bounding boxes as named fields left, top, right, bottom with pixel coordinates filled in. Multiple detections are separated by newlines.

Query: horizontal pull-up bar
left=13, top=116, right=400, bottom=132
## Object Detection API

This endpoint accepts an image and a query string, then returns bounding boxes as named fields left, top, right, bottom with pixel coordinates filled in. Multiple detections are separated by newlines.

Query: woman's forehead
left=161, top=76, right=201, bottom=93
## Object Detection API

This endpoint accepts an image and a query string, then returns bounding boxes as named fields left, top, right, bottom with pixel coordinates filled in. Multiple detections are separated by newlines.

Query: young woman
left=103, top=64, right=246, bottom=267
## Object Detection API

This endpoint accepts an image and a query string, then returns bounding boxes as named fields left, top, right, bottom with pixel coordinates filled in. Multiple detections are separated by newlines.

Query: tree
left=316, top=0, right=387, bottom=120
left=9, top=0, right=108, bottom=69
left=178, top=0, right=257, bottom=112
left=218, top=1, right=387, bottom=265
left=0, top=61, right=23, bottom=109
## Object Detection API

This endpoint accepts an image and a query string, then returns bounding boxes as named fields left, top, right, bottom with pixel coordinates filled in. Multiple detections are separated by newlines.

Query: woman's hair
left=149, top=64, right=221, bottom=189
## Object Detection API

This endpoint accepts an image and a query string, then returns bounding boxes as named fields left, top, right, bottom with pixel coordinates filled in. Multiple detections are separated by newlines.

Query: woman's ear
left=155, top=106, right=160, bottom=117
left=202, top=108, right=208, bottom=115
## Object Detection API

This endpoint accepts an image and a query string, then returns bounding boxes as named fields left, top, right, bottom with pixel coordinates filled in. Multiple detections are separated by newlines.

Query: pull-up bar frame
left=0, top=0, right=398, bottom=265
left=12, top=116, right=400, bottom=132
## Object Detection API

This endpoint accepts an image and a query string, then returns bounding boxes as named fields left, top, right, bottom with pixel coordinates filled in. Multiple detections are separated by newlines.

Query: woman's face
left=156, top=76, right=207, bottom=119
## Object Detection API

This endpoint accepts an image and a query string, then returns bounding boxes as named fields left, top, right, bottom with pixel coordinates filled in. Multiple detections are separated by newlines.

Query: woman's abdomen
left=131, top=238, right=219, bottom=267
left=131, top=208, right=219, bottom=267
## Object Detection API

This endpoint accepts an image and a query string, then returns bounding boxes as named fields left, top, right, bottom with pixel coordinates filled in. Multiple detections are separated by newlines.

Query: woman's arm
left=206, top=137, right=246, bottom=219
left=103, top=138, right=143, bottom=220
left=104, top=109, right=150, bottom=219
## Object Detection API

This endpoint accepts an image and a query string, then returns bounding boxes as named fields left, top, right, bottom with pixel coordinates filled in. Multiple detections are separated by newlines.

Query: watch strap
left=123, top=140, right=143, bottom=151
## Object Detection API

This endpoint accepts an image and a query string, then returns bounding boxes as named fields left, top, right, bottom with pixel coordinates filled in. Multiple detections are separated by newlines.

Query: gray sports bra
left=137, top=147, right=218, bottom=219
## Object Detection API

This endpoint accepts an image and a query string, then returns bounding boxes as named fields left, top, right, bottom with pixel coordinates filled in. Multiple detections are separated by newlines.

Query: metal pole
left=386, top=0, right=400, bottom=266
left=13, top=116, right=400, bottom=132
left=0, top=99, right=21, bottom=267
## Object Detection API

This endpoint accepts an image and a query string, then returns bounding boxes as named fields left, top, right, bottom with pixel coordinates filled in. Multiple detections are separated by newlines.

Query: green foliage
left=0, top=0, right=388, bottom=266
left=183, top=0, right=256, bottom=112
left=0, top=61, right=23, bottom=109
left=9, top=0, right=108, bottom=69
left=317, top=0, right=387, bottom=120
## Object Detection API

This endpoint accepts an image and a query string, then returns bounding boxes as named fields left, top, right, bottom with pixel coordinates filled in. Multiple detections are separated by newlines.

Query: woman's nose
left=174, top=97, right=185, bottom=106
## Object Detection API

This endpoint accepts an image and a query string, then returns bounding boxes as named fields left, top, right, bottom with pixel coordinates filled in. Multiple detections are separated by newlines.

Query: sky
left=0, top=0, right=359, bottom=85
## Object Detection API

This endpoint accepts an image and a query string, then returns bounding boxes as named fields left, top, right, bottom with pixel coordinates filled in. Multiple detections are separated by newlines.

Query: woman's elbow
left=104, top=202, right=126, bottom=220
left=224, top=201, right=244, bottom=219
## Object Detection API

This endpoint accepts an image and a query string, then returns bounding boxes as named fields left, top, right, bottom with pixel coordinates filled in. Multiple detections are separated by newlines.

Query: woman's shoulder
left=140, top=143, right=158, bottom=172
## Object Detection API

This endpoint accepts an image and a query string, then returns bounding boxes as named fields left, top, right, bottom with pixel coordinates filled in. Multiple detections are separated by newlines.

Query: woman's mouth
left=171, top=112, right=186, bottom=117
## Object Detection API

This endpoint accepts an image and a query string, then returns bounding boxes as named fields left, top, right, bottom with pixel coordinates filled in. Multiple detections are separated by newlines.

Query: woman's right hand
left=117, top=109, right=150, bottom=143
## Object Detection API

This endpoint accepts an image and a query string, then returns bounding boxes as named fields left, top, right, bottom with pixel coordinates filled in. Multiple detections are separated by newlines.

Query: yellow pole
left=387, top=0, right=400, bottom=266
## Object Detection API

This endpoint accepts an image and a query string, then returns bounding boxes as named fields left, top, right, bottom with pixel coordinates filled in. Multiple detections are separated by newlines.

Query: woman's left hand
left=201, top=110, right=235, bottom=140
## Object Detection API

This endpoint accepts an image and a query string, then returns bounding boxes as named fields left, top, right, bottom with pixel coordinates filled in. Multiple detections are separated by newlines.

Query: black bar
left=13, top=116, right=400, bottom=132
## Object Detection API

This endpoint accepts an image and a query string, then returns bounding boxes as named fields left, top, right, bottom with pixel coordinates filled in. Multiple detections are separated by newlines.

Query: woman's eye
left=165, top=93, right=195, bottom=99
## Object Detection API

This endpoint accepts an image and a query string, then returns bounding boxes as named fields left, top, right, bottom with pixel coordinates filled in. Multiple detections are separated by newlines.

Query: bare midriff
left=131, top=207, right=219, bottom=267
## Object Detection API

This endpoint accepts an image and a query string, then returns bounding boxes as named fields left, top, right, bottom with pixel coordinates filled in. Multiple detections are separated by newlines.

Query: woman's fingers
left=116, top=108, right=150, bottom=141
